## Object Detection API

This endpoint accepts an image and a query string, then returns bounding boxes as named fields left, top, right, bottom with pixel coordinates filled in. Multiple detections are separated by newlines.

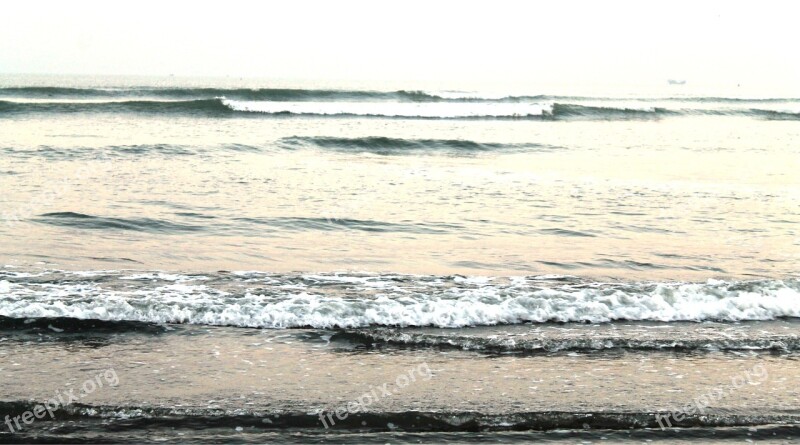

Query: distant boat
left=668, top=79, right=686, bottom=85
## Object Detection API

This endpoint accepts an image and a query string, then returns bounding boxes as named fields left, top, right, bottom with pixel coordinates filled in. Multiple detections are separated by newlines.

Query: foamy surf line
left=1, top=270, right=799, bottom=328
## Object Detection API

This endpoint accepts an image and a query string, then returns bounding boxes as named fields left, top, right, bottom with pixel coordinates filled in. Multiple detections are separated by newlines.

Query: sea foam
left=1, top=271, right=799, bottom=328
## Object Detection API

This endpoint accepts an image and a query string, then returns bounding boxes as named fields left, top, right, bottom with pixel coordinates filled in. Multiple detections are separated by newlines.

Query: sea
left=0, top=74, right=799, bottom=443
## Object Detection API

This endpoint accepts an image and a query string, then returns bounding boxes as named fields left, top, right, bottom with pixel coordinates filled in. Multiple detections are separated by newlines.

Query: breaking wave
left=1, top=271, right=799, bottom=328
left=3, top=86, right=800, bottom=120
left=2, top=95, right=800, bottom=120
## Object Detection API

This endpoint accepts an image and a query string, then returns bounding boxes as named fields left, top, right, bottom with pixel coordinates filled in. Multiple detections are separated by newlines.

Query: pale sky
left=2, top=0, right=798, bottom=89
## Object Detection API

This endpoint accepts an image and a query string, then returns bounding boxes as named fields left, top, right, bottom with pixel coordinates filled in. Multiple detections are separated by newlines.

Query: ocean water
left=1, top=75, right=799, bottom=443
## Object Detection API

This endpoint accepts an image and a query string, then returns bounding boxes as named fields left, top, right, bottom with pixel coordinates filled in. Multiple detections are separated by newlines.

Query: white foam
left=69, top=270, right=116, bottom=277
left=1, top=273, right=799, bottom=328
left=220, top=99, right=553, bottom=118
left=453, top=276, right=493, bottom=285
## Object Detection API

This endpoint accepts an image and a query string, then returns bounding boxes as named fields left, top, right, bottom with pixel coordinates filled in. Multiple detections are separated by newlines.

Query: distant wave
left=0, top=98, right=232, bottom=116
left=748, top=108, right=800, bottom=120
left=31, top=212, right=460, bottom=235
left=3, top=86, right=799, bottom=103
left=34, top=212, right=204, bottom=233
left=3, top=97, right=800, bottom=120
left=1, top=143, right=262, bottom=160
left=1, top=271, right=799, bottom=328
left=551, top=103, right=670, bottom=118
left=279, top=136, right=556, bottom=154
left=0, top=86, right=559, bottom=103
left=214, top=99, right=800, bottom=120
left=0, top=97, right=553, bottom=119
left=2, top=138, right=536, bottom=160
left=234, top=216, right=460, bottom=234
left=0, top=87, right=442, bottom=102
